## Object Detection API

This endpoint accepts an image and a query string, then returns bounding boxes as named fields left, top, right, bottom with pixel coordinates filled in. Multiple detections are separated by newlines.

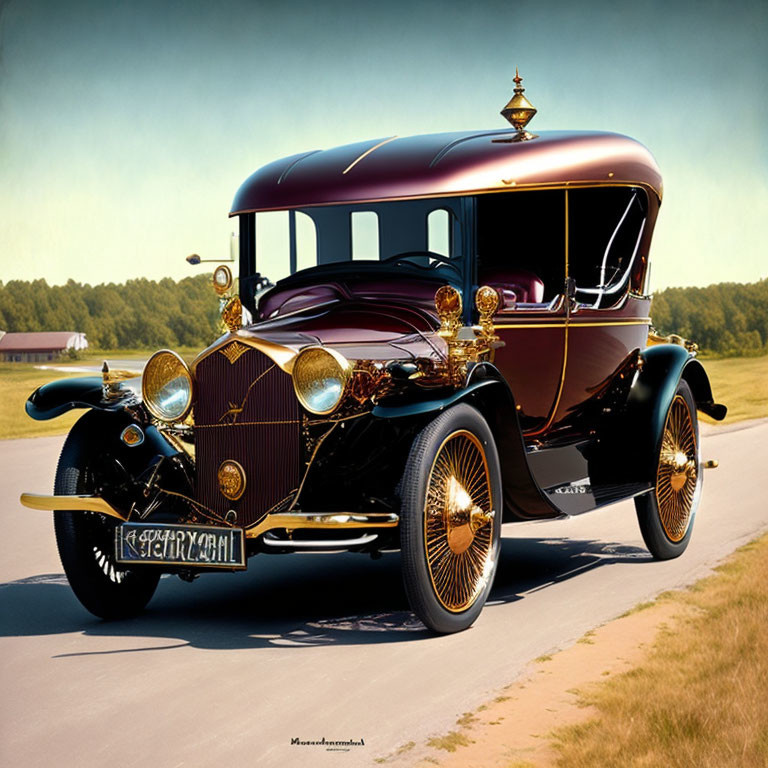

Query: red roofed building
left=0, top=332, right=88, bottom=362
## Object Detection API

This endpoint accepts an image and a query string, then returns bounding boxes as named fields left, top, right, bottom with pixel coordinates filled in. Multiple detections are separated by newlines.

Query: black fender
left=56, top=409, right=190, bottom=522
left=373, top=363, right=561, bottom=522
left=595, top=344, right=726, bottom=487
left=61, top=409, right=178, bottom=477
left=26, top=376, right=138, bottom=421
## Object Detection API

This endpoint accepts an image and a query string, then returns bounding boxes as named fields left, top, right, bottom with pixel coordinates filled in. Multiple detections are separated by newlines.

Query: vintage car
left=22, top=74, right=726, bottom=632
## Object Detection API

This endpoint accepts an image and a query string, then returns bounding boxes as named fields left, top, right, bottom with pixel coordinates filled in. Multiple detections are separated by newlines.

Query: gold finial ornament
left=221, top=295, right=243, bottom=332
left=500, top=68, right=538, bottom=141
left=101, top=360, right=138, bottom=399
left=475, top=285, right=500, bottom=345
left=435, top=285, right=463, bottom=338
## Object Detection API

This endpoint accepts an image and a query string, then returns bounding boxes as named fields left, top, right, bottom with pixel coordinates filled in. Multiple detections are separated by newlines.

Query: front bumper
left=19, top=493, right=398, bottom=539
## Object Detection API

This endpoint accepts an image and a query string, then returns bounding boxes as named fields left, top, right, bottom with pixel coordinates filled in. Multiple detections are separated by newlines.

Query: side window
left=351, top=211, right=379, bottom=260
left=476, top=190, right=566, bottom=305
left=295, top=211, right=316, bottom=272
left=568, top=188, right=647, bottom=308
left=427, top=209, right=451, bottom=257
left=256, top=211, right=291, bottom=281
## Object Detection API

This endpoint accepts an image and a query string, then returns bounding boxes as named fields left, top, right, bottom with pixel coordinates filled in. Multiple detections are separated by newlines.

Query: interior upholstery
left=479, top=268, right=545, bottom=304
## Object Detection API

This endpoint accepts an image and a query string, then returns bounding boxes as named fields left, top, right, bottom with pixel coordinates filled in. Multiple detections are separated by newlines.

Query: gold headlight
left=141, top=350, right=194, bottom=422
left=292, top=347, right=352, bottom=415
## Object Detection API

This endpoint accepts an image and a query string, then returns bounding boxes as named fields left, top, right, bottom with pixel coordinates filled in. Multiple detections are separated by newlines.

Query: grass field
left=549, top=533, right=768, bottom=767
left=697, top=355, right=768, bottom=424
left=0, top=353, right=765, bottom=441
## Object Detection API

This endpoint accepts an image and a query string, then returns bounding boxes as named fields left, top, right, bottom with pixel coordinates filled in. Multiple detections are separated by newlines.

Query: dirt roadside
left=376, top=598, right=693, bottom=768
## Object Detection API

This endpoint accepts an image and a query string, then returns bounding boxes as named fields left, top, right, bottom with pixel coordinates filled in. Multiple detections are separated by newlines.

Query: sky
left=0, top=0, right=766, bottom=291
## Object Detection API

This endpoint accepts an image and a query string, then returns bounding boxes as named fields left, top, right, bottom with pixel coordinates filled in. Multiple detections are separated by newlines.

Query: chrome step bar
left=261, top=532, right=380, bottom=550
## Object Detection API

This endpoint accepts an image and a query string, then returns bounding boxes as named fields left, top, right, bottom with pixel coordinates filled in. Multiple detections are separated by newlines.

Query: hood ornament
left=500, top=68, right=538, bottom=142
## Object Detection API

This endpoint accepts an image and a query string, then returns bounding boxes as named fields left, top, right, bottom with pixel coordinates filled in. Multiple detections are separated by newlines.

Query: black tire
left=635, top=379, right=702, bottom=560
left=399, top=403, right=502, bottom=633
left=54, top=416, right=160, bottom=619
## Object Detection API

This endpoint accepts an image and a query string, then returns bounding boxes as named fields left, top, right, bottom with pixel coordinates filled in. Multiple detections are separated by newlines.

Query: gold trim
left=342, top=136, right=399, bottom=175
left=568, top=319, right=650, bottom=328
left=219, top=341, right=250, bottom=365
left=219, top=364, right=276, bottom=423
left=20, top=495, right=399, bottom=540
left=526, top=190, right=569, bottom=437
left=195, top=419, right=301, bottom=429
left=20, top=493, right=126, bottom=522
left=495, top=318, right=650, bottom=330
left=230, top=180, right=662, bottom=216
left=192, top=333, right=299, bottom=375
left=245, top=510, right=399, bottom=539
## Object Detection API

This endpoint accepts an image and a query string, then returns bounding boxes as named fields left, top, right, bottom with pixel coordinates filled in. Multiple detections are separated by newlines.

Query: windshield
left=238, top=197, right=468, bottom=313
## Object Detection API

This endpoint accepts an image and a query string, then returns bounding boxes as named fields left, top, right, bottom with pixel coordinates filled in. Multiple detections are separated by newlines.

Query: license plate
left=115, top=523, right=246, bottom=569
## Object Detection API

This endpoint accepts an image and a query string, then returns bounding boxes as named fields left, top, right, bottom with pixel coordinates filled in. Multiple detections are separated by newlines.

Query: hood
left=194, top=298, right=447, bottom=374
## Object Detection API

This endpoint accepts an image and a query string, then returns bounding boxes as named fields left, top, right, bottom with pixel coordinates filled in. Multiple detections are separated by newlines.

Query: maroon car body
left=22, top=119, right=725, bottom=633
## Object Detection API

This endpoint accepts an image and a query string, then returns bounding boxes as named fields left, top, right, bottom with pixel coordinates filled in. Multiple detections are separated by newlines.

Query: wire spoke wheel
left=54, top=413, right=160, bottom=619
left=424, top=430, right=494, bottom=612
left=656, top=394, right=698, bottom=542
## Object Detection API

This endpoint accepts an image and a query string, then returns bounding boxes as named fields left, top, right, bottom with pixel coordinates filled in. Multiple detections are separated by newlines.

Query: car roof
left=230, top=129, right=662, bottom=215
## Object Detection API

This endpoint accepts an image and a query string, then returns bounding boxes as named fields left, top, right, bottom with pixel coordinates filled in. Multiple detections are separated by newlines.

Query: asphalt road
left=1, top=420, right=766, bottom=768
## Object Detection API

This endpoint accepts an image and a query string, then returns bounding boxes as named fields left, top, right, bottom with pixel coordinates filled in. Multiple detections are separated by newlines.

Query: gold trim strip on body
left=230, top=180, right=661, bottom=216
left=342, top=136, right=399, bottom=175
left=195, top=419, right=301, bottom=429
left=495, top=318, right=650, bottom=330
left=528, top=188, right=570, bottom=437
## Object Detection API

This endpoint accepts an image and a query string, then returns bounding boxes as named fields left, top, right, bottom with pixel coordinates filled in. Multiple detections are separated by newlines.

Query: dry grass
left=0, top=350, right=199, bottom=441
left=426, top=731, right=473, bottom=752
left=550, top=535, right=768, bottom=768
left=698, top=355, right=768, bottom=424
left=0, top=363, right=87, bottom=440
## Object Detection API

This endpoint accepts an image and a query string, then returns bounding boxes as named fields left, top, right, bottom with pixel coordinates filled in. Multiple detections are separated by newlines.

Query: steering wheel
left=380, top=250, right=461, bottom=276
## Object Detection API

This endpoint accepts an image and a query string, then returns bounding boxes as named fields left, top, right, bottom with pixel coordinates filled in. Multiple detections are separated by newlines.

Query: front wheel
left=54, top=415, right=160, bottom=619
left=635, top=379, right=702, bottom=560
left=399, top=404, right=502, bottom=633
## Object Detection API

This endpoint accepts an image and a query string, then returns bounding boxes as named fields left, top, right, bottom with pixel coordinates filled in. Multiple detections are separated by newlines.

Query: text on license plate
left=115, top=523, right=246, bottom=569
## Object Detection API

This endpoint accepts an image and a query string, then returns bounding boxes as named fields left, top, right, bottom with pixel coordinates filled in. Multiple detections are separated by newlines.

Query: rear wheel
left=399, top=404, right=502, bottom=633
left=635, top=380, right=701, bottom=560
left=54, top=416, right=160, bottom=619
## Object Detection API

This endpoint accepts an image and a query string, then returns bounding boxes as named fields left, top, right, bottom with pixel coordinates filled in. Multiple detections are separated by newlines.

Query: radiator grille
left=193, top=344, right=301, bottom=528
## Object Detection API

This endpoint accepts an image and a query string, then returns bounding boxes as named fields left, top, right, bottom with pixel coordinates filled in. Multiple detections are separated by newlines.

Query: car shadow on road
left=0, top=536, right=650, bottom=652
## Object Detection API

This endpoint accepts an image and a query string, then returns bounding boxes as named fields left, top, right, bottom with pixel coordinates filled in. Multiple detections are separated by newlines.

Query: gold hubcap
left=656, top=395, right=698, bottom=542
left=424, top=430, right=495, bottom=612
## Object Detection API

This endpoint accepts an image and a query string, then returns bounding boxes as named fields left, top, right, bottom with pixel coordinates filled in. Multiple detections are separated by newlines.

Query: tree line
left=0, top=276, right=221, bottom=350
left=0, top=276, right=765, bottom=357
left=650, top=279, right=767, bottom=357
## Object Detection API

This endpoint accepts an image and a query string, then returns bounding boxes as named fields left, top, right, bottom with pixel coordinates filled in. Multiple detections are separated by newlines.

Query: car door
left=476, top=189, right=567, bottom=434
